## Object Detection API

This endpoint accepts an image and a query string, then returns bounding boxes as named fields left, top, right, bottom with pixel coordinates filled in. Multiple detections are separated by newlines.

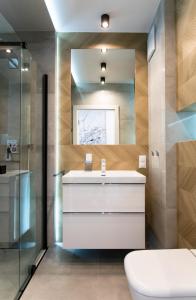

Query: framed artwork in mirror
left=73, top=105, right=119, bottom=145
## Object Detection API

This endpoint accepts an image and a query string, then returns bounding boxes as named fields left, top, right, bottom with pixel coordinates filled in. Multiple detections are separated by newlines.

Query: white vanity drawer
left=63, top=212, right=145, bottom=249
left=63, top=184, right=145, bottom=213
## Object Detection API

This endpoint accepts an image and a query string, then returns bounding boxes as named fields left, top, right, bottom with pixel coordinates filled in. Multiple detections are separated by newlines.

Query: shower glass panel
left=20, top=48, right=44, bottom=289
left=0, top=45, right=21, bottom=300
left=0, top=43, right=44, bottom=299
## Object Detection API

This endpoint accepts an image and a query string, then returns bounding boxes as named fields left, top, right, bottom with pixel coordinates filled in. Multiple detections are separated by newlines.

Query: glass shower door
left=0, top=43, right=45, bottom=299
left=19, top=48, right=44, bottom=289
left=0, top=45, right=21, bottom=300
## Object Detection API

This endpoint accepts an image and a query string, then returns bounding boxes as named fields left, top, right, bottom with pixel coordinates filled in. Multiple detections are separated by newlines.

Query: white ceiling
left=44, top=0, right=160, bottom=33
left=71, top=49, right=135, bottom=84
left=0, top=0, right=160, bottom=33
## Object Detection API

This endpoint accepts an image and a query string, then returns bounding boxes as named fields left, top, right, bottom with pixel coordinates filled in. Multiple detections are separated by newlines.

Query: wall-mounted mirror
left=71, top=49, right=135, bottom=145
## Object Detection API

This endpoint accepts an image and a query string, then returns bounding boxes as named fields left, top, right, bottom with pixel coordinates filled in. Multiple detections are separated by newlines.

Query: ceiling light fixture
left=101, top=14, right=109, bottom=29
left=6, top=49, right=12, bottom=54
left=101, top=62, right=106, bottom=71
left=101, top=48, right=107, bottom=54
left=100, top=77, right=105, bottom=85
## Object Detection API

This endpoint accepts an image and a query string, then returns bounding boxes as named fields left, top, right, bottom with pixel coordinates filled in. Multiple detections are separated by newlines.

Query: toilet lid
left=124, top=249, right=196, bottom=298
left=191, top=249, right=196, bottom=256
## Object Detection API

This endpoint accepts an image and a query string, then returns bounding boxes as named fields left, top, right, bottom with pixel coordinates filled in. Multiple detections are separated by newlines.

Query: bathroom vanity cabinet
left=62, top=170, right=146, bottom=249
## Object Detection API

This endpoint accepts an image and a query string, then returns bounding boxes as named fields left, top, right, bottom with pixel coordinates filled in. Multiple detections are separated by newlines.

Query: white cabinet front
left=62, top=182, right=145, bottom=249
left=63, top=184, right=145, bottom=213
left=63, top=213, right=145, bottom=249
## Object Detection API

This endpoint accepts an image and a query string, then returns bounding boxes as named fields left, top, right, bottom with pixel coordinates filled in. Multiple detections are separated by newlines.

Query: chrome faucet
left=84, top=153, right=93, bottom=171
left=101, top=158, right=106, bottom=176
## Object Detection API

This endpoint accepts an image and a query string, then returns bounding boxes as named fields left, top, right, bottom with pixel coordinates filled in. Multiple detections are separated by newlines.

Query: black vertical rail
left=42, top=74, right=48, bottom=249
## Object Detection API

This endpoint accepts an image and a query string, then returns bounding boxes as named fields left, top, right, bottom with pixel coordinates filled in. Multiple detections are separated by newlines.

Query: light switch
left=139, top=155, right=146, bottom=168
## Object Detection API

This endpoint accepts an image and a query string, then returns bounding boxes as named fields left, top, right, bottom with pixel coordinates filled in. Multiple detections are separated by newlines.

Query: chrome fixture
left=84, top=153, right=93, bottom=171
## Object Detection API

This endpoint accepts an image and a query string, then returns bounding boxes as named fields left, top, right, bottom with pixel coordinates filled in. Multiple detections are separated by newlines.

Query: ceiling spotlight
left=101, top=62, right=106, bottom=72
left=100, top=77, right=105, bottom=85
left=6, top=49, right=12, bottom=54
left=101, top=48, right=107, bottom=54
left=101, top=14, right=109, bottom=29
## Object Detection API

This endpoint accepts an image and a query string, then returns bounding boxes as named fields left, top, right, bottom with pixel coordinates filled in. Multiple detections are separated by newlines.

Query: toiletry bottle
left=101, top=158, right=106, bottom=176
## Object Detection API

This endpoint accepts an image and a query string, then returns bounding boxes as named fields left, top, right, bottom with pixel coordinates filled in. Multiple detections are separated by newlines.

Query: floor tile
left=21, top=245, right=132, bottom=300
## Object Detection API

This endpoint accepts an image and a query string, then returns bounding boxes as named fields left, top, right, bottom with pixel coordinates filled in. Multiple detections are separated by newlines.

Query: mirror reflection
left=71, top=49, right=135, bottom=145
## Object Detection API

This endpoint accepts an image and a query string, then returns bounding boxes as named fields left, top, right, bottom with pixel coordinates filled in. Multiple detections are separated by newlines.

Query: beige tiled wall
left=148, top=0, right=196, bottom=248
left=148, top=0, right=177, bottom=248
left=0, top=74, right=8, bottom=135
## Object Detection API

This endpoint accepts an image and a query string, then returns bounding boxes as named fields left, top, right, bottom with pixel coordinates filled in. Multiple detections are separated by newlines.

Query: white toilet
left=124, top=249, right=196, bottom=300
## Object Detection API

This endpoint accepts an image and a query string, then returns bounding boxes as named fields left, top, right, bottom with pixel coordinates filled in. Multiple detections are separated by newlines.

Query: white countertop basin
left=62, top=170, right=146, bottom=184
left=0, top=170, right=30, bottom=183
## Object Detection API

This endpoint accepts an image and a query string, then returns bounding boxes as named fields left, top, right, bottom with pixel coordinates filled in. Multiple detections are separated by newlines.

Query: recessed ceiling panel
left=45, top=0, right=160, bottom=32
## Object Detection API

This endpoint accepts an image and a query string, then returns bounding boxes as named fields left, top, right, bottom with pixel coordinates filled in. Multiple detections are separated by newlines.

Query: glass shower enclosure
left=0, top=42, right=45, bottom=299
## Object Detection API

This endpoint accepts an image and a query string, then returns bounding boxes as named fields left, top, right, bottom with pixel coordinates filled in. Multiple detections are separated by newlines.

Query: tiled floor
left=21, top=245, right=132, bottom=300
left=0, top=246, right=37, bottom=300
left=0, top=249, right=19, bottom=300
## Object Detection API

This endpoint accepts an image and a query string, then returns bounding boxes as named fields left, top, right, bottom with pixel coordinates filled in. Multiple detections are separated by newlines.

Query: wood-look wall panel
left=57, top=33, right=148, bottom=172
left=59, top=145, right=148, bottom=172
left=59, top=48, right=71, bottom=145
left=135, top=49, right=148, bottom=145
left=177, top=141, right=196, bottom=248
left=176, top=0, right=196, bottom=111
left=58, top=33, right=147, bottom=50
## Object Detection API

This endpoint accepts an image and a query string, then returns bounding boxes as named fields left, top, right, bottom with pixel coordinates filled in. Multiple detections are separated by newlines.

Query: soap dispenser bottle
left=101, top=158, right=106, bottom=176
